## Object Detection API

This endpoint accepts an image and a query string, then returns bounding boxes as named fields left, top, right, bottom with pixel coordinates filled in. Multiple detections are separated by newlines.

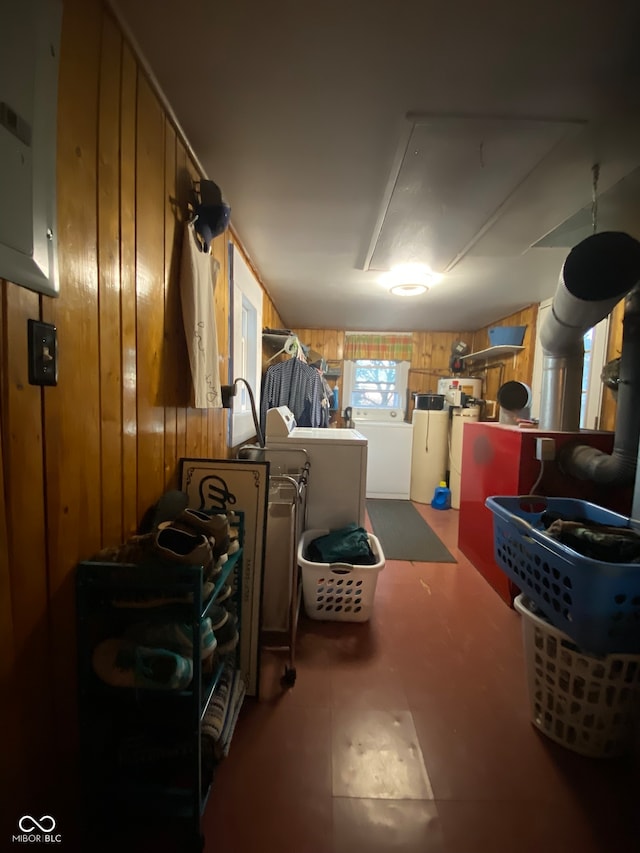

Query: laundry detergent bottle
left=431, top=480, right=451, bottom=510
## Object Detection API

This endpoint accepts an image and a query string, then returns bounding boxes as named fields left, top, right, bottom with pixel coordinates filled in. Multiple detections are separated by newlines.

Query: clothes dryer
left=265, top=406, right=368, bottom=529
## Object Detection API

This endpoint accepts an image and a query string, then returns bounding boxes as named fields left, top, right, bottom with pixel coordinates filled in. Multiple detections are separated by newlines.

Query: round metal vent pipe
left=560, top=283, right=640, bottom=485
left=539, top=232, right=640, bottom=431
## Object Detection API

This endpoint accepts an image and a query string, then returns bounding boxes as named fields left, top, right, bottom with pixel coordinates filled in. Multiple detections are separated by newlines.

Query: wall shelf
left=460, top=345, right=524, bottom=364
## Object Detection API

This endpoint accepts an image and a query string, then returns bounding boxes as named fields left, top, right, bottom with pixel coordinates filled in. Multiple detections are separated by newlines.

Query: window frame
left=343, top=358, right=409, bottom=417
left=230, top=242, right=263, bottom=446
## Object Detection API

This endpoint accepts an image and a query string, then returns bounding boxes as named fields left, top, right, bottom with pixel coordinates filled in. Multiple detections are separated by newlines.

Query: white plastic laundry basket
left=514, top=594, right=640, bottom=758
left=298, top=529, right=385, bottom=622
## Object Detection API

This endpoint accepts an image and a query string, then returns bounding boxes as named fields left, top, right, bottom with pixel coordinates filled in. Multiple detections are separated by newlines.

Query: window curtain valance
left=343, top=333, right=413, bottom=361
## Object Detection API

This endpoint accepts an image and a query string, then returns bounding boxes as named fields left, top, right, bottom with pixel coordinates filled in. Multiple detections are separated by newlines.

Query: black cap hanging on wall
left=191, top=179, right=231, bottom=252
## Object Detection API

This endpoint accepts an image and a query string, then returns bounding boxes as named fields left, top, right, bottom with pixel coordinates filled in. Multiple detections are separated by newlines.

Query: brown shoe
left=164, top=509, right=231, bottom=561
left=153, top=525, right=212, bottom=566
left=92, top=532, right=156, bottom=565
left=93, top=527, right=212, bottom=570
left=95, top=527, right=214, bottom=608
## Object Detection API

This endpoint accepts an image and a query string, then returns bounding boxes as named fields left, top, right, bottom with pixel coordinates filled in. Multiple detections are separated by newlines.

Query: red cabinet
left=457, top=422, right=628, bottom=606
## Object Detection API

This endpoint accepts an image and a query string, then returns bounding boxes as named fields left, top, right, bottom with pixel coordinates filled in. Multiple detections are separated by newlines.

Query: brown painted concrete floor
left=200, top=503, right=639, bottom=853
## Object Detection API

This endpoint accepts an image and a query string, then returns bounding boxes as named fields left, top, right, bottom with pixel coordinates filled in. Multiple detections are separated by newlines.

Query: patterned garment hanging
left=260, top=358, right=324, bottom=432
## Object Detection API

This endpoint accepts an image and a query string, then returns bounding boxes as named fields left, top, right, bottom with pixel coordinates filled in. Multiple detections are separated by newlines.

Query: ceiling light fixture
left=389, top=283, right=428, bottom=296
left=380, top=262, right=442, bottom=296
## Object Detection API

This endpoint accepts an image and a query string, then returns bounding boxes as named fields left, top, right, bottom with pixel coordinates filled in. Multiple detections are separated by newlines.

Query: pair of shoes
left=209, top=605, right=239, bottom=655
left=214, top=583, right=233, bottom=605
left=124, top=617, right=217, bottom=661
left=93, top=526, right=213, bottom=573
left=93, top=526, right=215, bottom=608
left=92, top=638, right=193, bottom=690
left=161, top=509, right=231, bottom=570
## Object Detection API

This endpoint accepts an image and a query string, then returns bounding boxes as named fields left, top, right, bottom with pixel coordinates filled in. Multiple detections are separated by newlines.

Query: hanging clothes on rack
left=309, top=357, right=333, bottom=427
left=260, top=356, right=325, bottom=432
left=262, top=331, right=303, bottom=372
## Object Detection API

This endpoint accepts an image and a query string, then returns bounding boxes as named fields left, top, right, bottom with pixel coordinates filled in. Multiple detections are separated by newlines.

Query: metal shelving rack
left=76, top=516, right=244, bottom=851
left=260, top=449, right=310, bottom=686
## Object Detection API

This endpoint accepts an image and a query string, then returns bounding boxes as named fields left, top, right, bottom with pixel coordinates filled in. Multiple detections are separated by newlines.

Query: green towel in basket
left=306, top=524, right=377, bottom=565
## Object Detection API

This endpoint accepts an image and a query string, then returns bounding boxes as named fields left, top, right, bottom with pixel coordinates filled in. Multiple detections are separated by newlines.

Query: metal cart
left=260, top=448, right=309, bottom=686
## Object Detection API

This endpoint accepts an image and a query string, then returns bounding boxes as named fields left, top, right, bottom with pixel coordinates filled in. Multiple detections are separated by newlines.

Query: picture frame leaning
left=179, top=457, right=270, bottom=697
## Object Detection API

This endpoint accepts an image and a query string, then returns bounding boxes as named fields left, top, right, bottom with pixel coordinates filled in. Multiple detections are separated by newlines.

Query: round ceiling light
left=380, top=263, right=442, bottom=296
left=389, top=283, right=428, bottom=296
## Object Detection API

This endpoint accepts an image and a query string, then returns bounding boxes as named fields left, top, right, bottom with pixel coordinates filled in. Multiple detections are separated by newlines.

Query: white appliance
left=449, top=405, right=480, bottom=509
left=351, top=409, right=413, bottom=499
left=265, top=406, right=367, bottom=529
left=410, top=409, right=449, bottom=503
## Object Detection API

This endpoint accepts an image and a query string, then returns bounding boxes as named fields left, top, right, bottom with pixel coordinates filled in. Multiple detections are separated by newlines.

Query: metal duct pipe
left=539, top=232, right=640, bottom=431
left=560, top=283, right=640, bottom=485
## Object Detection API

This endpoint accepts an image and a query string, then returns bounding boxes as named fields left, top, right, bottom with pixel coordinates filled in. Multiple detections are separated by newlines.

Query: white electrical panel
left=0, top=0, right=62, bottom=297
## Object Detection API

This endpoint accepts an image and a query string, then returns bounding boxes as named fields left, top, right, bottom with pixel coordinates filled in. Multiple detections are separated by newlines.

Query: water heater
left=410, top=409, right=449, bottom=503
left=449, top=405, right=481, bottom=509
left=437, top=376, right=482, bottom=407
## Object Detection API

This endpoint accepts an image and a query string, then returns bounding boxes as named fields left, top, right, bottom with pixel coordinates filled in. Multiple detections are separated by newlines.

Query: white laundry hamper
left=298, top=529, right=385, bottom=622
left=515, top=594, right=640, bottom=758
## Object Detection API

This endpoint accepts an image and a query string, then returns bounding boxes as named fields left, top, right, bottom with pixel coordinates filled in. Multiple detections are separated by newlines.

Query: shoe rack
left=75, top=514, right=244, bottom=851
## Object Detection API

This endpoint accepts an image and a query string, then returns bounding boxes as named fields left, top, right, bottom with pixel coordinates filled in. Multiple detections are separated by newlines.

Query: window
left=580, top=316, right=609, bottom=429
left=230, top=243, right=262, bottom=445
left=344, top=359, right=409, bottom=415
left=580, top=327, right=594, bottom=427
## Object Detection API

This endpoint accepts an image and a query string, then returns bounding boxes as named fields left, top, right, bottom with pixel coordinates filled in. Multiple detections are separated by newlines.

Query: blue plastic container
left=431, top=483, right=451, bottom=510
left=485, top=495, right=640, bottom=655
left=488, top=325, right=526, bottom=347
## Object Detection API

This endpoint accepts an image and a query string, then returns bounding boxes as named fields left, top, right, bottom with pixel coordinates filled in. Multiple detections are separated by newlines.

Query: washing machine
left=265, top=406, right=368, bottom=529
left=351, top=408, right=413, bottom=499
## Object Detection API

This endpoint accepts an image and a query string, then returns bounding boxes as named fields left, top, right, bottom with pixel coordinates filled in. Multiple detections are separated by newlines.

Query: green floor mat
left=366, top=499, right=456, bottom=562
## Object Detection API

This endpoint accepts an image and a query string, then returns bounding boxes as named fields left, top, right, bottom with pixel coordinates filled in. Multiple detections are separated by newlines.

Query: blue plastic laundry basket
left=485, top=495, right=640, bottom=655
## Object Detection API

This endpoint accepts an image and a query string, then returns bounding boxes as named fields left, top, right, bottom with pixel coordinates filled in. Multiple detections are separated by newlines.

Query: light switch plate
left=28, top=319, right=58, bottom=386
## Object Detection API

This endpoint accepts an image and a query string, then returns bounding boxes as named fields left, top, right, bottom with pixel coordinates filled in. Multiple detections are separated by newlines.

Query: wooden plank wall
left=263, top=292, right=285, bottom=331
left=292, top=300, right=628, bottom=431
left=293, top=328, right=345, bottom=363
left=0, top=0, right=271, bottom=829
left=290, top=317, right=537, bottom=413
left=471, top=305, right=538, bottom=403
left=473, top=302, right=624, bottom=430
left=409, top=330, right=472, bottom=394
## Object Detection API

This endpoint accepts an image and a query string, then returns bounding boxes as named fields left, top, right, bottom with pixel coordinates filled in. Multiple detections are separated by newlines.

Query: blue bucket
left=488, top=325, right=526, bottom=347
